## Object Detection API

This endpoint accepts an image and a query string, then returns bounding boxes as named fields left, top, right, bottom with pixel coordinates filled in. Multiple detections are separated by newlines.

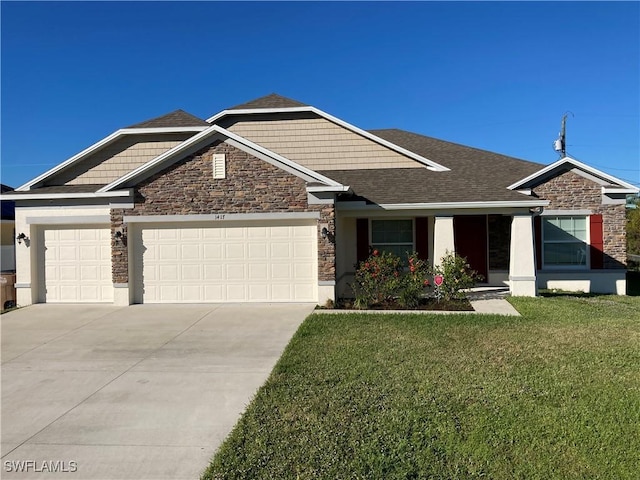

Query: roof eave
left=3, top=190, right=132, bottom=201
left=337, top=199, right=550, bottom=211
left=508, top=156, right=638, bottom=191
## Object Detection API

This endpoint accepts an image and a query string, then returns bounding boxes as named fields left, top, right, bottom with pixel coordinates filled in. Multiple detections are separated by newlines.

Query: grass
left=202, top=296, right=640, bottom=480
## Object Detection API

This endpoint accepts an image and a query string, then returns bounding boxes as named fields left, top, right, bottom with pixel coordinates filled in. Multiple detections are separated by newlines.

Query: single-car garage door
left=134, top=221, right=317, bottom=303
left=42, top=226, right=113, bottom=303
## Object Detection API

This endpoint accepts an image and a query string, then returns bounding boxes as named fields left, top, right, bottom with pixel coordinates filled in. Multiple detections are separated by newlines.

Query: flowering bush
left=431, top=251, right=483, bottom=302
left=352, top=249, right=482, bottom=309
left=353, top=250, right=430, bottom=309
left=398, top=252, right=431, bottom=308
left=353, top=249, right=403, bottom=309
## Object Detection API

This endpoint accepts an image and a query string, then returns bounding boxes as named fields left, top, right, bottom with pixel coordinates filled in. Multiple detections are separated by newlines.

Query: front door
left=454, top=215, right=488, bottom=281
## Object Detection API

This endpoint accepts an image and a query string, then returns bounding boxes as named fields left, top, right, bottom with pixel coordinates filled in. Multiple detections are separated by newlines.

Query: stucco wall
left=111, top=140, right=335, bottom=286
left=533, top=170, right=626, bottom=268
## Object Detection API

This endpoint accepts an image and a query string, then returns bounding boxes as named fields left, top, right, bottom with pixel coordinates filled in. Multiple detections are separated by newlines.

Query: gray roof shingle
left=228, top=93, right=308, bottom=110
left=126, top=109, right=210, bottom=128
left=317, top=129, right=544, bottom=205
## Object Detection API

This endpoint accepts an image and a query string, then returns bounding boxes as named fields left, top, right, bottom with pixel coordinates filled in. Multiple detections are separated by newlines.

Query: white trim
left=541, top=209, right=592, bottom=216
left=120, top=127, right=207, bottom=135
left=306, top=185, right=351, bottom=193
left=26, top=215, right=111, bottom=225
left=206, top=106, right=450, bottom=172
left=123, top=211, right=321, bottom=224
left=16, top=127, right=208, bottom=191
left=3, top=190, right=132, bottom=201
left=338, top=200, right=549, bottom=211
left=603, top=187, right=638, bottom=194
left=99, top=125, right=344, bottom=192
left=508, top=156, right=639, bottom=192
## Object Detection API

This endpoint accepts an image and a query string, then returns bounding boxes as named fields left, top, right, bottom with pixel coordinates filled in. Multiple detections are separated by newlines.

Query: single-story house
left=2, top=94, right=637, bottom=306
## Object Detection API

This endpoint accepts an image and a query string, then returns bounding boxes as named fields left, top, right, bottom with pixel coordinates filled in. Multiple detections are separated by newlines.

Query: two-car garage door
left=132, top=221, right=317, bottom=303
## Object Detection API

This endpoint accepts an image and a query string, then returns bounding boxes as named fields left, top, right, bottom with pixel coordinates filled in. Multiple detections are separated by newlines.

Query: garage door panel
left=225, top=243, right=245, bottom=259
left=204, top=265, right=223, bottom=281
left=248, top=243, right=268, bottom=259
left=248, top=264, right=268, bottom=280
left=226, top=265, right=246, bottom=280
left=138, top=222, right=317, bottom=303
left=44, top=226, right=113, bottom=303
left=159, top=245, right=178, bottom=260
left=226, top=285, right=246, bottom=301
left=182, top=264, right=202, bottom=281
left=271, top=243, right=291, bottom=258
left=204, top=244, right=222, bottom=259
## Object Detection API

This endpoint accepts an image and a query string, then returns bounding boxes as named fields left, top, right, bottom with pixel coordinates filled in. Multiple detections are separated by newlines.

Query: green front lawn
left=202, top=296, right=640, bottom=479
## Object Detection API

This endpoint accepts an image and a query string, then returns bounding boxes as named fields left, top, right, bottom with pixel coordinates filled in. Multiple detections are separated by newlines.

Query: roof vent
left=213, top=154, right=226, bottom=179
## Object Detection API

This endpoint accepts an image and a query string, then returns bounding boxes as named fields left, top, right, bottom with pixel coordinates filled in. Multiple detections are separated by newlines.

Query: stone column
left=509, top=214, right=537, bottom=296
left=433, top=216, right=455, bottom=266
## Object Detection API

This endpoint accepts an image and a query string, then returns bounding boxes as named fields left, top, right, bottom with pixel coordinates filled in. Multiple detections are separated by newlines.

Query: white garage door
left=43, top=226, right=113, bottom=303
left=136, top=222, right=317, bottom=303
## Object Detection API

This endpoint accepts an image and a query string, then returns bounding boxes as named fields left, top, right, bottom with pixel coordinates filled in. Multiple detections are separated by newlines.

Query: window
left=542, top=216, right=588, bottom=267
left=371, top=219, right=413, bottom=258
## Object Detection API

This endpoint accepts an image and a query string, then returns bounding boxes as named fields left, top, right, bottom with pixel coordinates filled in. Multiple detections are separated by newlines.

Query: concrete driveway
left=1, top=303, right=313, bottom=479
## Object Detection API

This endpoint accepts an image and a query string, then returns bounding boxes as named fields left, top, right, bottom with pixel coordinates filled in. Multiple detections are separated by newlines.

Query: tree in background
left=627, top=195, right=640, bottom=259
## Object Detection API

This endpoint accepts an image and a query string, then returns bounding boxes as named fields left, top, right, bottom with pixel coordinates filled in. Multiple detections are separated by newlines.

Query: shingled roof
left=126, top=109, right=210, bottom=128
left=228, top=93, right=308, bottom=110
left=318, top=129, right=544, bottom=205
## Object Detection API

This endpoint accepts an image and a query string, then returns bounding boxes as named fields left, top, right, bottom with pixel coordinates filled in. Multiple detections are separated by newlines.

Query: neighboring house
left=1, top=184, right=16, bottom=272
left=2, top=94, right=637, bottom=306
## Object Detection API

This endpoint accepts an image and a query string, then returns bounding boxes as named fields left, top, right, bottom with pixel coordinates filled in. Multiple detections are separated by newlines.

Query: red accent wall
left=590, top=214, right=604, bottom=269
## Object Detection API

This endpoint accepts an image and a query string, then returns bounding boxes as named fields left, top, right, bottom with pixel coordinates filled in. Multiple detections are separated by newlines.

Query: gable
left=508, top=156, right=638, bottom=194
left=221, top=113, right=422, bottom=171
left=132, top=140, right=309, bottom=216
left=44, top=133, right=197, bottom=186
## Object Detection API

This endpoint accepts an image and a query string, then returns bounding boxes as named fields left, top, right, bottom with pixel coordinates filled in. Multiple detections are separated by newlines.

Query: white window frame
left=542, top=215, right=590, bottom=270
left=370, top=218, right=415, bottom=259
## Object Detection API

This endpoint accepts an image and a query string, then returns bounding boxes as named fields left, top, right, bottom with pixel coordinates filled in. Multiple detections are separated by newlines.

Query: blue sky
left=1, top=1, right=639, bottom=189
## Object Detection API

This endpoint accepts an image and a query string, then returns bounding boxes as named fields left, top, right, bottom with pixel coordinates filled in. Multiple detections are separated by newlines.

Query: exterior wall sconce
left=321, top=226, right=335, bottom=243
left=114, top=227, right=127, bottom=245
left=16, top=233, right=28, bottom=244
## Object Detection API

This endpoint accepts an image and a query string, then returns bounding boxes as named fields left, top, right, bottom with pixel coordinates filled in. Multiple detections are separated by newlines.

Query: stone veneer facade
left=532, top=170, right=626, bottom=269
left=111, top=140, right=336, bottom=288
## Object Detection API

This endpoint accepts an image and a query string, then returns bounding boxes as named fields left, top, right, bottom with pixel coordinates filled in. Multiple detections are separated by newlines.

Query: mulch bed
left=327, top=298, right=474, bottom=311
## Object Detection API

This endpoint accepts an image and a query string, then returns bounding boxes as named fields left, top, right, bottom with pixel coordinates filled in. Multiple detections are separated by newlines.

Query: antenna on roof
left=552, top=112, right=574, bottom=158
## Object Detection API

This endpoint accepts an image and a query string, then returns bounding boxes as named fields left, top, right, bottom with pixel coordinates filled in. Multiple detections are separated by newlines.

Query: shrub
left=352, top=250, right=482, bottom=309
left=398, top=252, right=431, bottom=308
left=353, top=250, right=430, bottom=309
left=352, top=249, right=404, bottom=309
left=431, top=251, right=483, bottom=302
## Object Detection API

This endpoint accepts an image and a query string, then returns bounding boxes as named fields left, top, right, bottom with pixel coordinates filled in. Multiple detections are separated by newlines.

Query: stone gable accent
left=533, top=170, right=626, bottom=268
left=111, top=140, right=335, bottom=285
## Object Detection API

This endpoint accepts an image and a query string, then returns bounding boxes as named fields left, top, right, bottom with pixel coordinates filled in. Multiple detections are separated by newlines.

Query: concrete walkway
left=1, top=303, right=314, bottom=480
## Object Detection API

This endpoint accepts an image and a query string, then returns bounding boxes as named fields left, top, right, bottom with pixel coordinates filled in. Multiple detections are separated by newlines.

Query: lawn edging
left=314, top=299, right=521, bottom=316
